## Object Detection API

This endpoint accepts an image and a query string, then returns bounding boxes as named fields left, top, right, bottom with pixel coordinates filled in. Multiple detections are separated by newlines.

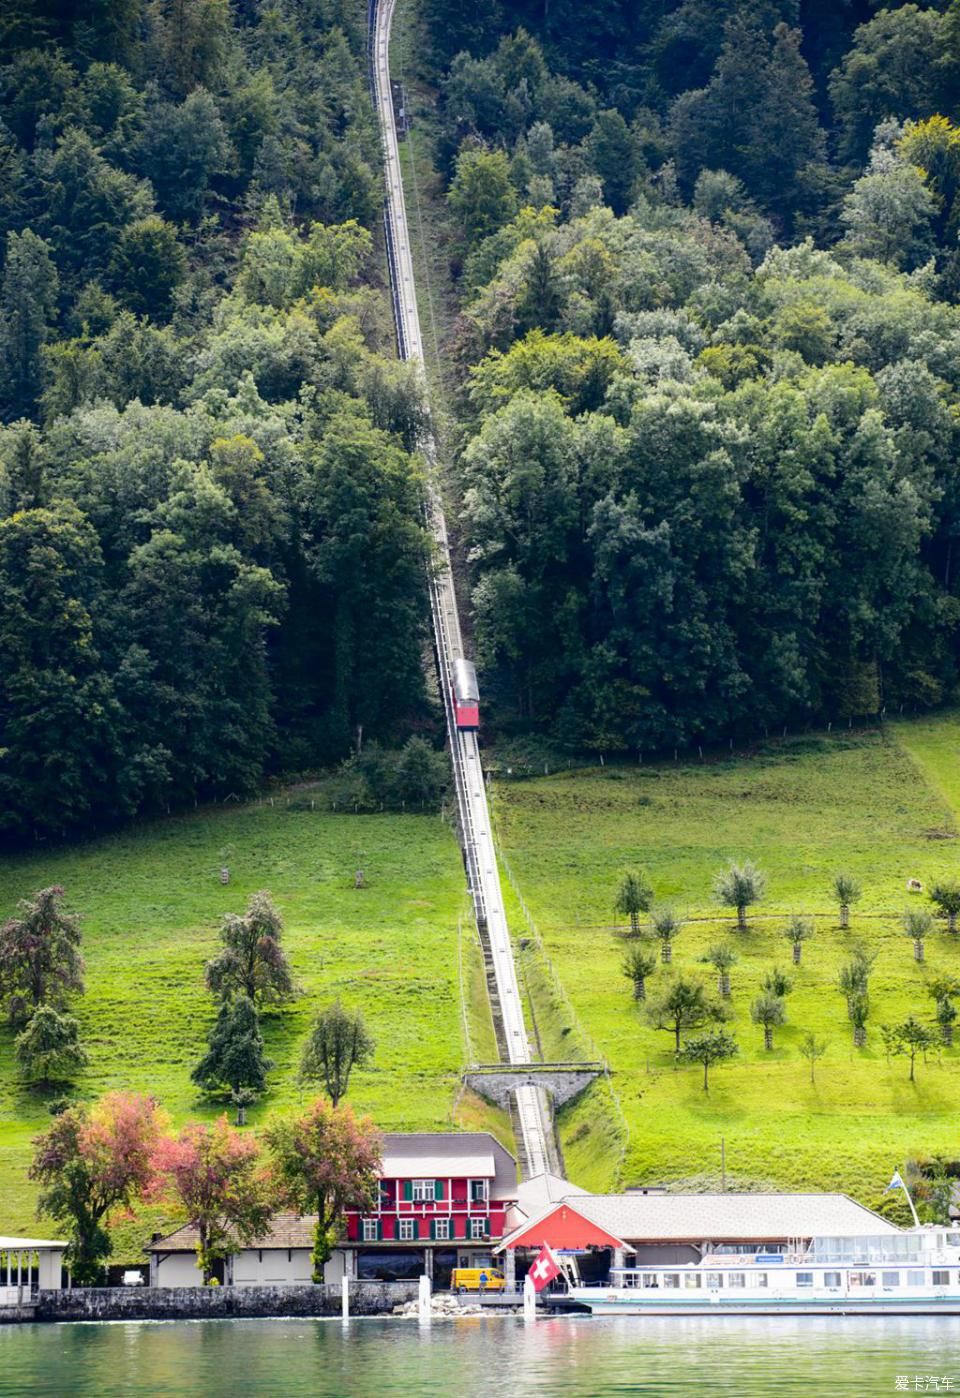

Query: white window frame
left=469, top=1179, right=489, bottom=1205
left=469, top=1217, right=486, bottom=1240
left=434, top=1218, right=450, bottom=1241
left=398, top=1218, right=415, bottom=1242
left=412, top=1179, right=434, bottom=1203
left=361, top=1219, right=378, bottom=1242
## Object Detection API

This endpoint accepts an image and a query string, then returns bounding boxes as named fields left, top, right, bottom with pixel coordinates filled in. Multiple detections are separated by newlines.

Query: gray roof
left=380, top=1132, right=517, bottom=1200
left=148, top=1213, right=316, bottom=1253
left=516, top=1172, right=587, bottom=1216
left=499, top=1192, right=900, bottom=1250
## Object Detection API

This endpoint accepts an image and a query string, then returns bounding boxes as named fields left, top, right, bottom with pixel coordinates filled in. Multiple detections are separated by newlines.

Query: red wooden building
left=339, top=1132, right=517, bottom=1287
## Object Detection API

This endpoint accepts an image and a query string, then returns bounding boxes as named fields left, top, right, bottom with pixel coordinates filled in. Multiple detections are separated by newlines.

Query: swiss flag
left=528, top=1243, right=561, bottom=1292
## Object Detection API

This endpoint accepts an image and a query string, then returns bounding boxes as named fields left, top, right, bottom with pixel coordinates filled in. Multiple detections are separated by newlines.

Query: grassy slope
left=0, top=794, right=512, bottom=1248
left=493, top=719, right=960, bottom=1214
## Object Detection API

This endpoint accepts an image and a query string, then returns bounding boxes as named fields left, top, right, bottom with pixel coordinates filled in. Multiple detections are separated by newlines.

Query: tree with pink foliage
left=266, top=1098, right=381, bottom=1282
left=29, top=1091, right=166, bottom=1284
left=152, top=1115, right=274, bottom=1284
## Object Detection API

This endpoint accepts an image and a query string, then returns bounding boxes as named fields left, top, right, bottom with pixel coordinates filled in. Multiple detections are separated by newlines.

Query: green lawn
left=0, top=794, right=494, bottom=1248
left=493, top=719, right=960, bottom=1214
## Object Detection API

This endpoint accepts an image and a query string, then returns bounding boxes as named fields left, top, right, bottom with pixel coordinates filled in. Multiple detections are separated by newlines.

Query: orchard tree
left=652, top=908, right=682, bottom=965
left=192, top=995, right=272, bottom=1123
left=882, top=1017, right=938, bottom=1083
left=838, top=947, right=876, bottom=1013
left=833, top=874, right=861, bottom=930
left=783, top=915, right=813, bottom=965
left=647, top=977, right=725, bottom=1052
left=799, top=1032, right=826, bottom=1084
left=763, top=967, right=793, bottom=999
left=928, top=977, right=960, bottom=1046
left=614, top=870, right=653, bottom=936
left=29, top=1092, right=165, bottom=1284
left=15, top=1005, right=88, bottom=1089
left=677, top=1030, right=738, bottom=1093
left=714, top=860, right=765, bottom=931
left=266, top=1099, right=381, bottom=1282
left=751, top=992, right=786, bottom=1050
left=205, top=891, right=295, bottom=1007
left=929, top=881, right=960, bottom=934
left=849, top=992, right=870, bottom=1048
left=153, top=1117, right=273, bottom=1284
left=622, top=946, right=658, bottom=1001
left=903, top=908, right=933, bottom=964
left=702, top=944, right=737, bottom=998
left=298, top=1002, right=375, bottom=1108
left=0, top=886, right=84, bottom=1025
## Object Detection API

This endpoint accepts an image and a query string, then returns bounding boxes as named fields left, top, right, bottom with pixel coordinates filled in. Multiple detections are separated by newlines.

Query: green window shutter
left=434, top=1180, right=444, bottom=1201
left=411, top=1219, right=419, bottom=1241
left=377, top=1219, right=383, bottom=1241
left=403, top=1180, right=412, bottom=1202
left=484, top=1217, right=490, bottom=1236
left=429, top=1219, right=436, bottom=1241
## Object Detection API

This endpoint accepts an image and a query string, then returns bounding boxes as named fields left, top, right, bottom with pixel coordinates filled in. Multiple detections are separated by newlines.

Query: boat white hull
left=572, top=1293, right=960, bottom=1316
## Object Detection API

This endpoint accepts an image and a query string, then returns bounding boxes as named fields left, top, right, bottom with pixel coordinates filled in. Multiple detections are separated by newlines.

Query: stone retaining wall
left=28, top=1282, right=420, bottom=1324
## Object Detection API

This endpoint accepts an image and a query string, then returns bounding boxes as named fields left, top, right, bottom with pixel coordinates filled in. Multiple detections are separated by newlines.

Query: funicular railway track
left=369, top=0, right=551, bottom=1179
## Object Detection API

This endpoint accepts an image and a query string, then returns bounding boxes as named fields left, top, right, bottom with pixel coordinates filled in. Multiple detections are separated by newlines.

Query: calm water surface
left=1, top=1315, right=959, bottom=1396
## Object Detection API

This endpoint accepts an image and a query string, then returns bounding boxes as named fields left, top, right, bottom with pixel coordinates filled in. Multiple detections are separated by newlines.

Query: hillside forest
left=0, top=0, right=432, bottom=841
left=7, top=1, right=960, bottom=838
left=425, top=1, right=960, bottom=751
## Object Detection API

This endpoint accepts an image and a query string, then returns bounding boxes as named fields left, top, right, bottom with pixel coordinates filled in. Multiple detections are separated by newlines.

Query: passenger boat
left=565, top=1229, right=960, bottom=1314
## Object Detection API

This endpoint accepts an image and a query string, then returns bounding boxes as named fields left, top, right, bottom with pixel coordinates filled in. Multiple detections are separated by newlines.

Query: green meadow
left=0, top=794, right=500, bottom=1249
left=493, top=717, right=960, bottom=1213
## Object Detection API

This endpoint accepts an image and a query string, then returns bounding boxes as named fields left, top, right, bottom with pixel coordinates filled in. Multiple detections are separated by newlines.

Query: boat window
left=881, top=1271, right=900, bottom=1287
left=705, top=1273, right=723, bottom=1289
left=824, top=1272, right=842, bottom=1288
left=907, top=1270, right=925, bottom=1287
left=641, top=1274, right=661, bottom=1289
left=796, top=1272, right=814, bottom=1288
left=661, top=1274, right=680, bottom=1289
left=933, top=1270, right=950, bottom=1286
left=683, top=1274, right=701, bottom=1289
left=945, top=1233, right=960, bottom=1247
left=849, top=1272, right=876, bottom=1288
left=622, top=1272, right=639, bottom=1289
left=750, top=1273, right=768, bottom=1288
left=726, top=1273, right=746, bottom=1288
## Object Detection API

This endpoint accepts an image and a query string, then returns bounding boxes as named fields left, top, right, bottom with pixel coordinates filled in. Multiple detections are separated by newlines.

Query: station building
left=496, top=1186, right=901, bottom=1287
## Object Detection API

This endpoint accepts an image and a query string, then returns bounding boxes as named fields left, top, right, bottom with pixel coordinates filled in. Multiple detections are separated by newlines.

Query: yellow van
left=450, top=1266, right=506, bottom=1293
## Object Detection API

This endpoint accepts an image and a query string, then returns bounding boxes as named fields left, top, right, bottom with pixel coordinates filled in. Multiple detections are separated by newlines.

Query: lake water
left=1, top=1314, right=958, bottom=1396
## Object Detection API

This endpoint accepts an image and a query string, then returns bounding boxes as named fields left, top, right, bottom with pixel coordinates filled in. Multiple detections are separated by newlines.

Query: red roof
left=500, top=1200, right=627, bottom=1252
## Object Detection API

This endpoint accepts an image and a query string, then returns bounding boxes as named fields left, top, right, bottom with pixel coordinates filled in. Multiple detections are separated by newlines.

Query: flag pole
left=902, top=1175, right=921, bottom=1229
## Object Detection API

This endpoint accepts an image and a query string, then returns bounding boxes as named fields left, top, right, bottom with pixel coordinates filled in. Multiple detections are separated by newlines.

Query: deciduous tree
left=266, top=1099, right=381, bottom=1281
left=714, top=861, right=765, bottom=932
left=750, top=992, right=786, bottom=1051
left=622, top=945, right=657, bottom=1002
left=677, top=1029, right=738, bottom=1092
left=647, top=976, right=725, bottom=1052
left=298, top=1002, right=375, bottom=1108
left=783, top=915, right=813, bottom=965
left=29, top=1092, right=165, bottom=1284
left=0, top=886, right=84, bottom=1025
left=205, top=891, right=294, bottom=1007
left=152, top=1116, right=273, bottom=1283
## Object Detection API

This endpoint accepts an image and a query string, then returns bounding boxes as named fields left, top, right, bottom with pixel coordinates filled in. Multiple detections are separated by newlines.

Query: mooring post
left=524, top=1275, right=537, bottom=1324
left=341, top=1275, right=349, bottom=1325
left=418, top=1272, right=432, bottom=1325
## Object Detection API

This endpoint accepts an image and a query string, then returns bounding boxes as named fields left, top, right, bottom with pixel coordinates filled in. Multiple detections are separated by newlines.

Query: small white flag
left=885, top=1170, right=905, bottom=1193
